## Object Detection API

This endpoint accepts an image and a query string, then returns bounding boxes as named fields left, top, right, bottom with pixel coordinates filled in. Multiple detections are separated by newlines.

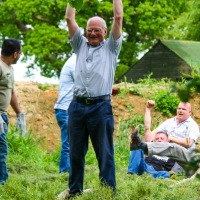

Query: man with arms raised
left=65, top=0, right=123, bottom=198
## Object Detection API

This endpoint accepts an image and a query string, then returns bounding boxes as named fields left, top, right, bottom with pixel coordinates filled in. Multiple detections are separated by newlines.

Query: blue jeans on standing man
left=128, top=149, right=170, bottom=178
left=55, top=109, right=70, bottom=173
left=68, top=100, right=116, bottom=195
left=0, top=114, right=9, bottom=185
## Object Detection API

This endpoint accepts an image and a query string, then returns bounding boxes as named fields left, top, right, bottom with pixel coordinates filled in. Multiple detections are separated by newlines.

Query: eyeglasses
left=86, top=28, right=102, bottom=33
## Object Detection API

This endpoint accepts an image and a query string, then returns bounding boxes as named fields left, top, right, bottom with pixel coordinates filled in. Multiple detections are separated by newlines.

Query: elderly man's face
left=177, top=102, right=191, bottom=122
left=86, top=19, right=107, bottom=46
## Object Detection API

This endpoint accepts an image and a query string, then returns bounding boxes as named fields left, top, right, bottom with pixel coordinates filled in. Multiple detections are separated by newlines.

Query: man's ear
left=104, top=28, right=108, bottom=36
left=13, top=52, right=18, bottom=58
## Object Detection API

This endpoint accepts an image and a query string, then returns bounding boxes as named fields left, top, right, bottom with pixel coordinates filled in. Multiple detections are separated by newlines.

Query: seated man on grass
left=128, top=100, right=175, bottom=178
left=130, top=100, right=199, bottom=176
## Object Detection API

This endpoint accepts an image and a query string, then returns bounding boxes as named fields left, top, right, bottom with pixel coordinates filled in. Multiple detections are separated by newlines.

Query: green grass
left=118, top=74, right=174, bottom=98
left=37, top=83, right=58, bottom=91
left=0, top=120, right=199, bottom=200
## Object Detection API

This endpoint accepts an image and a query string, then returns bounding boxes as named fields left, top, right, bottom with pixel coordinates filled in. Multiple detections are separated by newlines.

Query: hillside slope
left=8, top=81, right=200, bottom=150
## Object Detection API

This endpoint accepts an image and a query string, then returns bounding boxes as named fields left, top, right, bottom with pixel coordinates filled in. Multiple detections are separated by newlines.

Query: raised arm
left=65, top=3, right=79, bottom=39
left=111, top=0, right=123, bottom=40
left=144, top=100, right=156, bottom=142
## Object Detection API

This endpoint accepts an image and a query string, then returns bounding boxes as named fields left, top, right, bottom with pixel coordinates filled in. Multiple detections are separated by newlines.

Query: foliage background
left=1, top=0, right=200, bottom=199
left=1, top=0, right=199, bottom=80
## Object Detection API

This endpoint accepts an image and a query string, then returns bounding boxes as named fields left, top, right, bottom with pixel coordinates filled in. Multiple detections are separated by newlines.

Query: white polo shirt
left=157, top=116, right=200, bottom=151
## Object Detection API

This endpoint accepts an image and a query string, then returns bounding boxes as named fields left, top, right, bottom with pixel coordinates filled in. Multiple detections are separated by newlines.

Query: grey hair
left=86, top=16, right=107, bottom=29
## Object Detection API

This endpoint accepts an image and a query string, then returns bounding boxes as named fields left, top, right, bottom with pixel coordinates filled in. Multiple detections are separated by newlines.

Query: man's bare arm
left=144, top=100, right=156, bottom=142
left=167, top=134, right=194, bottom=148
left=65, top=3, right=79, bottom=39
left=10, top=89, right=23, bottom=114
left=111, top=0, right=123, bottom=40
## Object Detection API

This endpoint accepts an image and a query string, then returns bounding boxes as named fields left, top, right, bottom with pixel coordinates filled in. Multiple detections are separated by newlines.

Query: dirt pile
left=8, top=82, right=200, bottom=151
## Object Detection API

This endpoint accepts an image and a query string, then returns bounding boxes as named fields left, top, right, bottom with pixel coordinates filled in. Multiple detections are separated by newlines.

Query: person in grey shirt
left=65, top=0, right=123, bottom=197
left=0, top=38, right=26, bottom=185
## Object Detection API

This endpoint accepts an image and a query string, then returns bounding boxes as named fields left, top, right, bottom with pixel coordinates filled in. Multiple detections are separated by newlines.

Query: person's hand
left=16, top=113, right=26, bottom=137
left=146, top=100, right=155, bottom=109
left=0, top=115, right=7, bottom=135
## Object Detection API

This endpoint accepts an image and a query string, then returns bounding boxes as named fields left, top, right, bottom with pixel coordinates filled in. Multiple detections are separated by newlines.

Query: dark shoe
left=139, top=142, right=148, bottom=154
left=130, top=129, right=142, bottom=151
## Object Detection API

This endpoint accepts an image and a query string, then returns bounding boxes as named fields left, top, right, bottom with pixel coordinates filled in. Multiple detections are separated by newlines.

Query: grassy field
left=0, top=122, right=199, bottom=200
left=1, top=78, right=200, bottom=200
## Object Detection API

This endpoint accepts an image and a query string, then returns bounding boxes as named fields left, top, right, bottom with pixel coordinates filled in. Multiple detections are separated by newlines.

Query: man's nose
left=90, top=30, right=96, bottom=34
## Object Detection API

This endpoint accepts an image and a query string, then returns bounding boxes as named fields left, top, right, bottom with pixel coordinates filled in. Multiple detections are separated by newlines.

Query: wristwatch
left=169, top=135, right=173, bottom=142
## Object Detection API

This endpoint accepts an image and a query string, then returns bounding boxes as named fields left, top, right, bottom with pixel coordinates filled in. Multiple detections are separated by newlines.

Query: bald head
left=180, top=102, right=191, bottom=111
left=87, top=16, right=107, bottom=29
left=85, top=16, right=108, bottom=46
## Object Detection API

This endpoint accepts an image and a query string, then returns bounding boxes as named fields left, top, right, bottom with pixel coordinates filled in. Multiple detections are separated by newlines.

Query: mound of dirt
left=8, top=82, right=200, bottom=151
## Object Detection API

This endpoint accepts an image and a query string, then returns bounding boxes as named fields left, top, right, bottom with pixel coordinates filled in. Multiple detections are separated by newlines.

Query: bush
left=151, top=90, right=180, bottom=116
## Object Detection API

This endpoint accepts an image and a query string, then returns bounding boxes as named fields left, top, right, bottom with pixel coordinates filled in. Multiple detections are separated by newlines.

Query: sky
left=13, top=60, right=59, bottom=84
left=3, top=46, right=144, bottom=85
left=0, top=48, right=58, bottom=84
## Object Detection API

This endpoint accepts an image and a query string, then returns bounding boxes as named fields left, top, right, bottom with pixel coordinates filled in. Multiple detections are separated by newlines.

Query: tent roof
left=160, top=40, right=200, bottom=67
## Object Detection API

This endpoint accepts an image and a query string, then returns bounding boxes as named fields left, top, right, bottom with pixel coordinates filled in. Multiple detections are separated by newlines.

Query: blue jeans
left=68, top=100, right=115, bottom=194
left=55, top=109, right=70, bottom=173
left=0, top=114, right=9, bottom=184
left=128, top=149, right=170, bottom=178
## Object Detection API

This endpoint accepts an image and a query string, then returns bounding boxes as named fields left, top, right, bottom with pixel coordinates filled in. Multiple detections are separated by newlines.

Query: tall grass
left=0, top=121, right=199, bottom=200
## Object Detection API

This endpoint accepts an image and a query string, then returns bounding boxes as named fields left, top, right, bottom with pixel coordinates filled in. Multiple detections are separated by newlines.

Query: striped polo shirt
left=69, top=28, right=123, bottom=97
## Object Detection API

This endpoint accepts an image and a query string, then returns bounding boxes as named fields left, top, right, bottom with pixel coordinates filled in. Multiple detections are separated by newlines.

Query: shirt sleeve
left=107, top=32, right=123, bottom=56
left=188, top=121, right=200, bottom=142
left=69, top=28, right=87, bottom=54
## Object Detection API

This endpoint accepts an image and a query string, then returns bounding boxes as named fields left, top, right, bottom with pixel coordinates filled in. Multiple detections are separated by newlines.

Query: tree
left=0, top=0, right=189, bottom=80
left=0, top=0, right=83, bottom=78
left=186, top=0, right=200, bottom=41
left=162, top=0, right=200, bottom=42
left=116, top=0, right=189, bottom=80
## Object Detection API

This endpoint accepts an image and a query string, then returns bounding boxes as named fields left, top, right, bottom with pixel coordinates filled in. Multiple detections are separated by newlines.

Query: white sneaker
left=57, top=188, right=92, bottom=200
left=83, top=188, right=93, bottom=193
left=57, top=189, right=69, bottom=200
